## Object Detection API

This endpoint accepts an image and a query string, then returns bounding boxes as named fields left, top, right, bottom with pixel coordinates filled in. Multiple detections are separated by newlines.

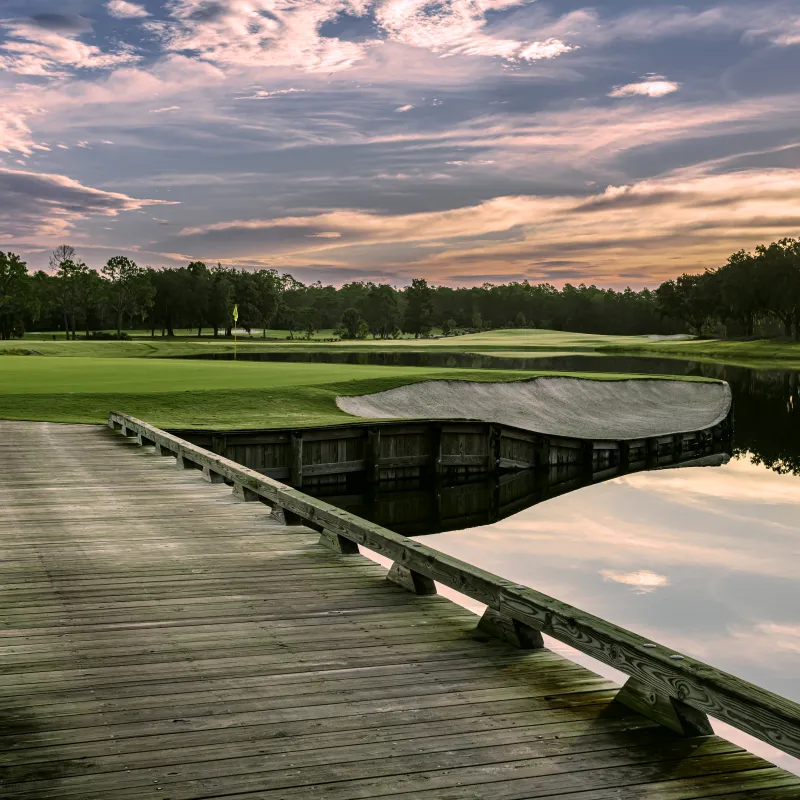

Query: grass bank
left=601, top=338, right=800, bottom=371
left=0, top=356, right=714, bottom=429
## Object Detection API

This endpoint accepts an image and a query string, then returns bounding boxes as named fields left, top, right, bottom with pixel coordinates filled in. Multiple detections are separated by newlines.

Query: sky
left=1, top=0, right=799, bottom=287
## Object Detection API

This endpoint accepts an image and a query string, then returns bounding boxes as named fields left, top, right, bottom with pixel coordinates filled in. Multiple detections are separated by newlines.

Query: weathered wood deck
left=1, top=420, right=799, bottom=799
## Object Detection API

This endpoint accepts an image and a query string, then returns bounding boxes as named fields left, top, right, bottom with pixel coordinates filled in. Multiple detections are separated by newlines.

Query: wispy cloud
left=0, top=167, right=173, bottom=240
left=149, top=105, right=181, bottom=113
left=0, top=18, right=139, bottom=77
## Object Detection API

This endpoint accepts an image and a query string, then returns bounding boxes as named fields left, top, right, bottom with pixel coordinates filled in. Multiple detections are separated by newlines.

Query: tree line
left=655, top=238, right=800, bottom=339
left=1, top=238, right=798, bottom=340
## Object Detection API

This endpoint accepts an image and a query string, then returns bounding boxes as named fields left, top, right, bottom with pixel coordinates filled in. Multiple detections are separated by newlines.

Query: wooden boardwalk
left=1, top=420, right=798, bottom=799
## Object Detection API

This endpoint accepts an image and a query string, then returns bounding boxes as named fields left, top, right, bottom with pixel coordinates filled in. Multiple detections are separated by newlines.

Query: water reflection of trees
left=725, top=369, right=800, bottom=476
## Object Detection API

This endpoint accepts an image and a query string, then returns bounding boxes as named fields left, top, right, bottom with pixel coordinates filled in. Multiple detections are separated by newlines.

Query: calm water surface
left=415, top=454, right=800, bottom=771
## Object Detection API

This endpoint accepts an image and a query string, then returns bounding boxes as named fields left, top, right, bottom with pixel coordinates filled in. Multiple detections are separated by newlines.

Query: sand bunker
left=337, top=378, right=732, bottom=440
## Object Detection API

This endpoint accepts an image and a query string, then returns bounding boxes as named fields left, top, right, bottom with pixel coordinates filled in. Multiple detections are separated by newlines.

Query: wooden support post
left=646, top=437, right=659, bottom=467
left=202, top=465, right=225, bottom=484
left=318, top=528, right=359, bottom=554
left=121, top=426, right=137, bottom=438
left=488, top=424, right=502, bottom=475
left=271, top=505, right=305, bottom=526
left=477, top=607, right=544, bottom=650
left=673, top=433, right=683, bottom=461
left=232, top=482, right=259, bottom=502
left=614, top=677, right=713, bottom=737
left=429, top=424, right=443, bottom=479
left=387, top=562, right=437, bottom=595
left=136, top=433, right=155, bottom=447
left=367, top=428, right=381, bottom=483
left=535, top=436, right=550, bottom=468
left=154, top=443, right=174, bottom=457
left=109, top=419, right=122, bottom=430
left=290, top=432, right=303, bottom=487
left=175, top=454, right=194, bottom=470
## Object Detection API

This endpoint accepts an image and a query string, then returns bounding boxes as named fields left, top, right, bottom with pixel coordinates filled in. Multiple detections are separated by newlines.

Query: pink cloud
left=106, top=0, right=151, bottom=19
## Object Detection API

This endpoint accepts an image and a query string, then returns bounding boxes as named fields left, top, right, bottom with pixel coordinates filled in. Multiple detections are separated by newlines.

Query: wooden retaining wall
left=175, top=415, right=733, bottom=488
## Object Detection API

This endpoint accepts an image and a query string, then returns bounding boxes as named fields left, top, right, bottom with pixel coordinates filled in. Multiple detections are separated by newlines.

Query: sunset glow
left=2, top=0, right=799, bottom=286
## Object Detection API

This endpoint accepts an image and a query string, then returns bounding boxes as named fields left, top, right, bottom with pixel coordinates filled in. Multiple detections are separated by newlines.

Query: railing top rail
left=109, top=410, right=800, bottom=760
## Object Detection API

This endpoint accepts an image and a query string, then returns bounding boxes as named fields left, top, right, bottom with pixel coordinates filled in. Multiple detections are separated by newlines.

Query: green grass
left=8, top=329, right=663, bottom=358
left=602, top=338, right=800, bottom=370
left=0, top=357, right=714, bottom=429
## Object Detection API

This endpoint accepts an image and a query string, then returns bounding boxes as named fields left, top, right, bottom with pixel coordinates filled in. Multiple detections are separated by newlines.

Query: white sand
left=337, top=378, right=732, bottom=440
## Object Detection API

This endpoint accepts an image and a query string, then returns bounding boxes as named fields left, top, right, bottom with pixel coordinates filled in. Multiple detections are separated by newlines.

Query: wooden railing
left=109, top=411, right=800, bottom=759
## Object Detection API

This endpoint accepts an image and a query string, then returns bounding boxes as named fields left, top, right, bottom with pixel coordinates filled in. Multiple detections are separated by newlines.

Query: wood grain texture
left=1, top=417, right=795, bottom=800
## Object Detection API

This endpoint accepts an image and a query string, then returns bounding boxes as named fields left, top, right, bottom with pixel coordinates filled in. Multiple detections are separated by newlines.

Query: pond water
left=191, top=349, right=800, bottom=769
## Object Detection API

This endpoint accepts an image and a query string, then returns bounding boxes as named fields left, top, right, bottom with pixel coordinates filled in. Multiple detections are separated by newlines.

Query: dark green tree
left=0, top=252, right=29, bottom=339
left=102, top=256, right=153, bottom=336
left=404, top=278, right=433, bottom=337
left=340, top=307, right=362, bottom=339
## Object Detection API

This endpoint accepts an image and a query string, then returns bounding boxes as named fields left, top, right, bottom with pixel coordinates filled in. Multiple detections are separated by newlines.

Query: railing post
left=387, top=563, right=437, bottom=595
left=318, top=528, right=359, bottom=554
left=154, top=443, right=174, bottom=457
left=477, top=607, right=544, bottom=650
left=271, top=505, right=304, bottom=526
left=202, top=465, right=225, bottom=484
left=232, top=482, right=259, bottom=502
left=614, top=677, right=713, bottom=737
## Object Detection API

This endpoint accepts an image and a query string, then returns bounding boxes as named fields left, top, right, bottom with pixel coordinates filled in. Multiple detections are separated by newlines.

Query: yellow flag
left=232, top=304, right=239, bottom=323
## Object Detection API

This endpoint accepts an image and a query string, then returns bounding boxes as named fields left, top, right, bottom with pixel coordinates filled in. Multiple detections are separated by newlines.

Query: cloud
left=517, top=39, right=576, bottom=61
left=0, top=18, right=140, bottom=76
left=375, top=0, right=575, bottom=63
left=610, top=77, right=680, bottom=98
left=151, top=0, right=576, bottom=72
left=107, top=0, right=151, bottom=19
left=0, top=167, right=174, bottom=240
left=394, top=104, right=414, bottom=112
left=149, top=105, right=182, bottom=113
left=152, top=0, right=367, bottom=72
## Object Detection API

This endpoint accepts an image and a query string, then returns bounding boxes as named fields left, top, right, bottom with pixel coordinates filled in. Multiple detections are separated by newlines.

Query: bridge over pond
left=1, top=416, right=799, bottom=799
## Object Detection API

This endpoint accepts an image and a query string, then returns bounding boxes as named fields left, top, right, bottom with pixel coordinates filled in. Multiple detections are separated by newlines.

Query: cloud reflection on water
left=416, top=456, right=800, bottom=770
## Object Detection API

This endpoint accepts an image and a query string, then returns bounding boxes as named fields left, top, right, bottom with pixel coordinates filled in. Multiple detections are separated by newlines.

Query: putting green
left=0, top=356, right=714, bottom=430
